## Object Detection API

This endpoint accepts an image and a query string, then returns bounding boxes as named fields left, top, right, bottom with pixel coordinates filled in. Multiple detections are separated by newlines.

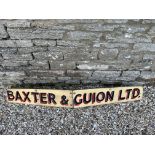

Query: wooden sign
left=6, top=89, right=73, bottom=108
left=6, top=86, right=143, bottom=108
left=73, top=86, right=143, bottom=108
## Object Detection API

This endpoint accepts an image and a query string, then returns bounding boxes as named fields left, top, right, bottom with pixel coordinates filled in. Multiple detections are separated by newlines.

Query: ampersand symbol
left=60, top=95, right=69, bottom=105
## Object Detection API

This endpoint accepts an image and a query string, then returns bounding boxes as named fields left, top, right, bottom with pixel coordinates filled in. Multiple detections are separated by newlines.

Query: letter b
left=7, top=90, right=15, bottom=101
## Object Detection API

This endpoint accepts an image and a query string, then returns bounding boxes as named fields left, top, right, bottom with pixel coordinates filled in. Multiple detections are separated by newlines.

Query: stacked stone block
left=0, top=19, right=155, bottom=91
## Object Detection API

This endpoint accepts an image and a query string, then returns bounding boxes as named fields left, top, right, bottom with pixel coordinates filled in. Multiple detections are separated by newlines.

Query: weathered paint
left=73, top=86, right=143, bottom=108
left=6, top=86, right=143, bottom=108
left=6, top=89, right=73, bottom=108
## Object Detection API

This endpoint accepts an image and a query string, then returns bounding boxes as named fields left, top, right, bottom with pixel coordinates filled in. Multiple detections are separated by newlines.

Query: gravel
left=0, top=85, right=155, bottom=135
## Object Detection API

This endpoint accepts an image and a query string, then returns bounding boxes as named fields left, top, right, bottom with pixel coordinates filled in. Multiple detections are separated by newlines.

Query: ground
left=0, top=85, right=154, bottom=135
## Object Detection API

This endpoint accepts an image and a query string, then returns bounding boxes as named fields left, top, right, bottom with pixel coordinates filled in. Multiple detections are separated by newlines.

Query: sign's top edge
left=7, top=88, right=71, bottom=91
left=73, top=86, right=143, bottom=91
left=7, top=86, right=143, bottom=91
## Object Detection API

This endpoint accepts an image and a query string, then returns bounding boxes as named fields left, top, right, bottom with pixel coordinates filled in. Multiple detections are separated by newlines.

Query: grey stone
left=29, top=60, right=49, bottom=70
left=115, top=76, right=138, bottom=82
left=104, top=60, right=131, bottom=70
left=148, top=26, right=155, bottom=34
left=26, top=70, right=65, bottom=77
left=72, top=76, right=88, bottom=80
left=118, top=50, right=143, bottom=62
left=0, top=25, right=8, bottom=39
left=33, top=51, right=63, bottom=60
left=0, top=48, right=17, bottom=54
left=31, top=20, right=75, bottom=30
left=119, top=25, right=149, bottom=33
left=142, top=19, right=155, bottom=24
left=66, top=31, right=102, bottom=40
left=92, top=71, right=121, bottom=79
left=15, top=40, right=33, bottom=47
left=57, top=40, right=92, bottom=47
left=50, top=25, right=75, bottom=30
left=103, top=19, right=128, bottom=23
left=81, top=79, right=100, bottom=84
left=0, top=79, right=23, bottom=85
left=48, top=46, right=78, bottom=54
left=130, top=61, right=152, bottom=71
left=2, top=53, right=33, bottom=61
left=55, top=19, right=102, bottom=24
left=49, top=61, right=76, bottom=70
left=133, top=43, right=155, bottom=52
left=64, top=52, right=97, bottom=61
left=7, top=28, right=65, bottom=39
left=0, top=40, right=16, bottom=47
left=143, top=54, right=155, bottom=60
left=106, top=34, right=151, bottom=43
left=99, top=49, right=119, bottom=60
left=67, top=70, right=92, bottom=78
left=65, top=79, right=81, bottom=84
left=0, top=40, right=32, bottom=48
left=2, top=60, right=28, bottom=67
left=18, top=47, right=47, bottom=54
left=0, top=55, right=3, bottom=62
left=23, top=77, right=57, bottom=84
left=57, top=77, right=71, bottom=81
left=141, top=71, right=155, bottom=80
left=33, top=40, right=56, bottom=47
left=0, top=71, right=25, bottom=79
left=151, top=61, right=155, bottom=71
left=31, top=20, right=57, bottom=27
left=6, top=20, right=31, bottom=28
left=100, top=43, right=131, bottom=49
left=122, top=71, right=141, bottom=77
left=77, top=61, right=109, bottom=70
left=4, top=67, right=28, bottom=71
left=80, top=24, right=119, bottom=32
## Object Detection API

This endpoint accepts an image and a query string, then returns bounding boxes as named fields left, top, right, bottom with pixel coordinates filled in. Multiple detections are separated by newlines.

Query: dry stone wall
left=0, top=19, right=155, bottom=97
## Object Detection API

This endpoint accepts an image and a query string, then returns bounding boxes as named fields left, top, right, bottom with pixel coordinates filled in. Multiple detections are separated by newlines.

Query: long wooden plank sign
left=6, top=89, right=73, bottom=108
left=73, top=86, right=143, bottom=108
left=6, top=86, right=143, bottom=108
